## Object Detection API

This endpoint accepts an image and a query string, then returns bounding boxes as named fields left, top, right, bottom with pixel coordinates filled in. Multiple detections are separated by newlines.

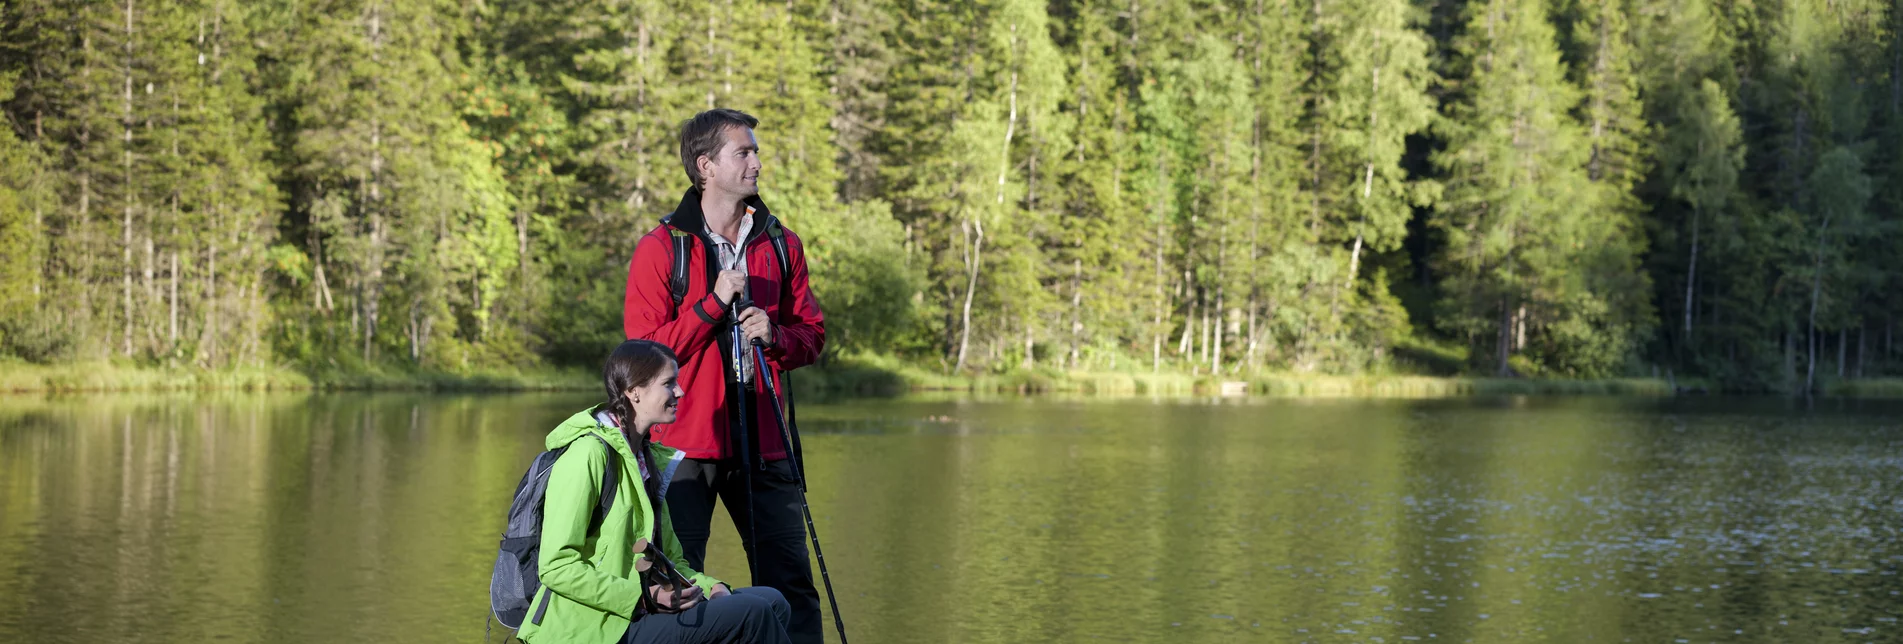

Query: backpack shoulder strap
left=660, top=214, right=694, bottom=309
left=763, top=216, right=792, bottom=281
left=587, top=434, right=619, bottom=534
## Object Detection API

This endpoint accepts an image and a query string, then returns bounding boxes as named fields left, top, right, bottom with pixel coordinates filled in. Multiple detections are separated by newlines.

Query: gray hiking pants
left=621, top=586, right=791, bottom=644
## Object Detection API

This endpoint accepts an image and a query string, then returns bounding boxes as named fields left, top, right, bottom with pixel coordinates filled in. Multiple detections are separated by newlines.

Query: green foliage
left=0, top=0, right=1895, bottom=390
left=1433, top=0, right=1648, bottom=377
left=0, top=73, right=43, bottom=357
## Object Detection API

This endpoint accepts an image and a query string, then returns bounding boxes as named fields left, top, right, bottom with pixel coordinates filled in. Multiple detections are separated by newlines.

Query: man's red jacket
left=624, top=188, right=825, bottom=461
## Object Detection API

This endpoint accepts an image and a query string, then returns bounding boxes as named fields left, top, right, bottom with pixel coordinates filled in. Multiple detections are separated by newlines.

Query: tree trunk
left=958, top=61, right=1018, bottom=371
left=1515, top=304, right=1527, bottom=351
left=1856, top=325, right=1866, bottom=378
left=312, top=235, right=334, bottom=314
left=122, top=0, right=136, bottom=357
left=1893, top=11, right=1901, bottom=120
left=169, top=250, right=178, bottom=345
left=1805, top=215, right=1831, bottom=393
left=1248, top=23, right=1263, bottom=374
left=720, top=0, right=734, bottom=101
left=143, top=235, right=154, bottom=340
left=1213, top=288, right=1225, bottom=375
left=955, top=217, right=983, bottom=372
left=1068, top=256, right=1082, bottom=369
left=705, top=13, right=718, bottom=108
left=1347, top=231, right=1365, bottom=288
left=1838, top=327, right=1847, bottom=378
left=362, top=2, right=385, bottom=363
left=1022, top=326, right=1033, bottom=369
left=408, top=304, right=420, bottom=362
left=518, top=197, right=531, bottom=283
left=1806, top=325, right=1818, bottom=393
left=1246, top=297, right=1259, bottom=367
left=634, top=20, right=650, bottom=212
left=1497, top=300, right=1512, bottom=376
left=1152, top=212, right=1165, bottom=373
left=206, top=243, right=217, bottom=362
left=1177, top=289, right=1194, bottom=356
left=1684, top=207, right=1700, bottom=336
left=1307, top=0, right=1322, bottom=236
left=1784, top=328, right=1795, bottom=388
left=1346, top=64, right=1381, bottom=288
left=1199, top=293, right=1211, bottom=367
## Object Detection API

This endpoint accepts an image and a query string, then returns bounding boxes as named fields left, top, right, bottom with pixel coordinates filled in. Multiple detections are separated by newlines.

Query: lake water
left=1, top=393, right=1899, bottom=643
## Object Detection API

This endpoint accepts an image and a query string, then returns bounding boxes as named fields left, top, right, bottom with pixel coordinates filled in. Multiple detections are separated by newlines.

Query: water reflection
left=1, top=394, right=1899, bottom=642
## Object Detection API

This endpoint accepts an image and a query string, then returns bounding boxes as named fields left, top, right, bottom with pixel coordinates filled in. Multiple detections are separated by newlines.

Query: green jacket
left=517, top=406, right=724, bottom=644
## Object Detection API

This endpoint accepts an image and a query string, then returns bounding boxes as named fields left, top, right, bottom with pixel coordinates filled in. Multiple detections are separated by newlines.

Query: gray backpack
left=489, top=434, right=619, bottom=631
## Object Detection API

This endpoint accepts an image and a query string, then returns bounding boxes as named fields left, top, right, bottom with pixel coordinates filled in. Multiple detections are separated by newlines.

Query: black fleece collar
left=663, top=187, right=774, bottom=243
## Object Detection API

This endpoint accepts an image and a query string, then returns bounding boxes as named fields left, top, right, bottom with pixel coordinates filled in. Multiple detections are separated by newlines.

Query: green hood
left=545, top=406, right=626, bottom=450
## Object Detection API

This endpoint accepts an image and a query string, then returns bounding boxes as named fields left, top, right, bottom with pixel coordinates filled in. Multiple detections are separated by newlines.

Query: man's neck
left=699, top=188, right=749, bottom=241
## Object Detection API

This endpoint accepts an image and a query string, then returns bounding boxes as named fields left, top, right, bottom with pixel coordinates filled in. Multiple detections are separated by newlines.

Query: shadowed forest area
left=0, top=0, right=1899, bottom=393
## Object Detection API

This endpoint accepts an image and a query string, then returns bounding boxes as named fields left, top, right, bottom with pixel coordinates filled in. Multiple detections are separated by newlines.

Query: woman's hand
left=707, top=583, right=731, bottom=600
left=645, top=582, right=705, bottom=613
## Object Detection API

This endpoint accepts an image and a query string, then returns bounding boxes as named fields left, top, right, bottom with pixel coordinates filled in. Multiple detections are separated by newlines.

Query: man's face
left=700, top=126, right=761, bottom=199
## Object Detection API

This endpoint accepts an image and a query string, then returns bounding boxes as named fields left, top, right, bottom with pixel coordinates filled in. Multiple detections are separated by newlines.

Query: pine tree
left=1120, top=0, right=1197, bottom=371
left=1233, top=0, right=1310, bottom=371
left=825, top=0, right=895, bottom=203
left=278, top=0, right=516, bottom=365
left=1315, top=0, right=1437, bottom=370
left=1802, top=147, right=1873, bottom=389
left=0, top=72, right=46, bottom=350
left=559, top=0, right=693, bottom=240
left=1434, top=0, right=1646, bottom=375
left=1661, top=79, right=1742, bottom=341
left=1133, top=64, right=1190, bottom=371
left=1174, top=34, right=1253, bottom=374
left=1317, top=0, right=1435, bottom=287
left=1571, top=0, right=1648, bottom=195
left=1049, top=0, right=1139, bottom=369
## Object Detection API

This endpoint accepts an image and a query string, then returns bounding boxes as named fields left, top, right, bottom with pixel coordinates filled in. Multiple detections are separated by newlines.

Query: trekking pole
left=750, top=340, right=850, bottom=644
left=731, top=301, right=759, bottom=583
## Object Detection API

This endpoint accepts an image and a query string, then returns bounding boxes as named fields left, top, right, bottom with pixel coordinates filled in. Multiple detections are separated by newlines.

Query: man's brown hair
left=678, top=108, right=759, bottom=189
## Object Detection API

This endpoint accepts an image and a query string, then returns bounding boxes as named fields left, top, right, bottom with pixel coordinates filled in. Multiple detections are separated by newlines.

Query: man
left=623, top=108, right=827, bottom=644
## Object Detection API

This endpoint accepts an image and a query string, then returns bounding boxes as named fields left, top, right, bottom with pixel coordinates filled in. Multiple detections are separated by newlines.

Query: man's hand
left=712, top=270, right=747, bottom=306
left=736, top=306, right=775, bottom=347
left=646, top=582, right=705, bottom=613
left=707, top=583, right=732, bottom=600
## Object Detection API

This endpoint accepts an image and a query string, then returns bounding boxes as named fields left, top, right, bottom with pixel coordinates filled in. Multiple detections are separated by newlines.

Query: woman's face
left=624, top=359, right=683, bottom=429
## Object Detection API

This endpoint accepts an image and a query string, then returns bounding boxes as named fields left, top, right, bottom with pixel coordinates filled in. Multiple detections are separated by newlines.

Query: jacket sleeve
left=766, top=230, right=825, bottom=370
left=654, top=500, right=724, bottom=595
left=537, top=444, right=643, bottom=620
left=624, top=231, right=729, bottom=356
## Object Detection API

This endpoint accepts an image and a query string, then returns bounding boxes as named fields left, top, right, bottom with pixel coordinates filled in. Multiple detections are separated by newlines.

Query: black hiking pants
left=666, top=457, right=823, bottom=644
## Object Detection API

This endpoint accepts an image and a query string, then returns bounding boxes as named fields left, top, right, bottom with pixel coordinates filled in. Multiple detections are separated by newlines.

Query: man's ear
left=696, top=154, right=715, bottom=186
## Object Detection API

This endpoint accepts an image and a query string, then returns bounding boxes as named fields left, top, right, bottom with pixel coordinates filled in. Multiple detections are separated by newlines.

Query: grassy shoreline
left=796, top=353, right=1683, bottom=398
left=0, top=361, right=596, bottom=394
left=4, top=356, right=1895, bottom=398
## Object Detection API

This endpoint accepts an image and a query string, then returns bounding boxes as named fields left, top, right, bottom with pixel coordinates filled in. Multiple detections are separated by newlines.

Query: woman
left=518, top=339, right=793, bottom=644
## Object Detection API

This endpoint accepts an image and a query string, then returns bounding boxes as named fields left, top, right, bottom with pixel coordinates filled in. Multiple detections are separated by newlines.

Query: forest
left=1, top=0, right=1899, bottom=392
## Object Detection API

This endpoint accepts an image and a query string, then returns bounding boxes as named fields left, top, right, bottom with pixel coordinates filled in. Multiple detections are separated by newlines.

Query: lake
left=1, top=393, right=1899, bottom=642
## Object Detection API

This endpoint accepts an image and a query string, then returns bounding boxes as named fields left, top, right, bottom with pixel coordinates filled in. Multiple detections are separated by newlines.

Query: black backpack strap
left=670, top=231, right=693, bottom=309
left=761, top=216, right=799, bottom=476
left=588, top=434, right=619, bottom=534
left=661, top=213, right=693, bottom=309
left=763, top=216, right=791, bottom=281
